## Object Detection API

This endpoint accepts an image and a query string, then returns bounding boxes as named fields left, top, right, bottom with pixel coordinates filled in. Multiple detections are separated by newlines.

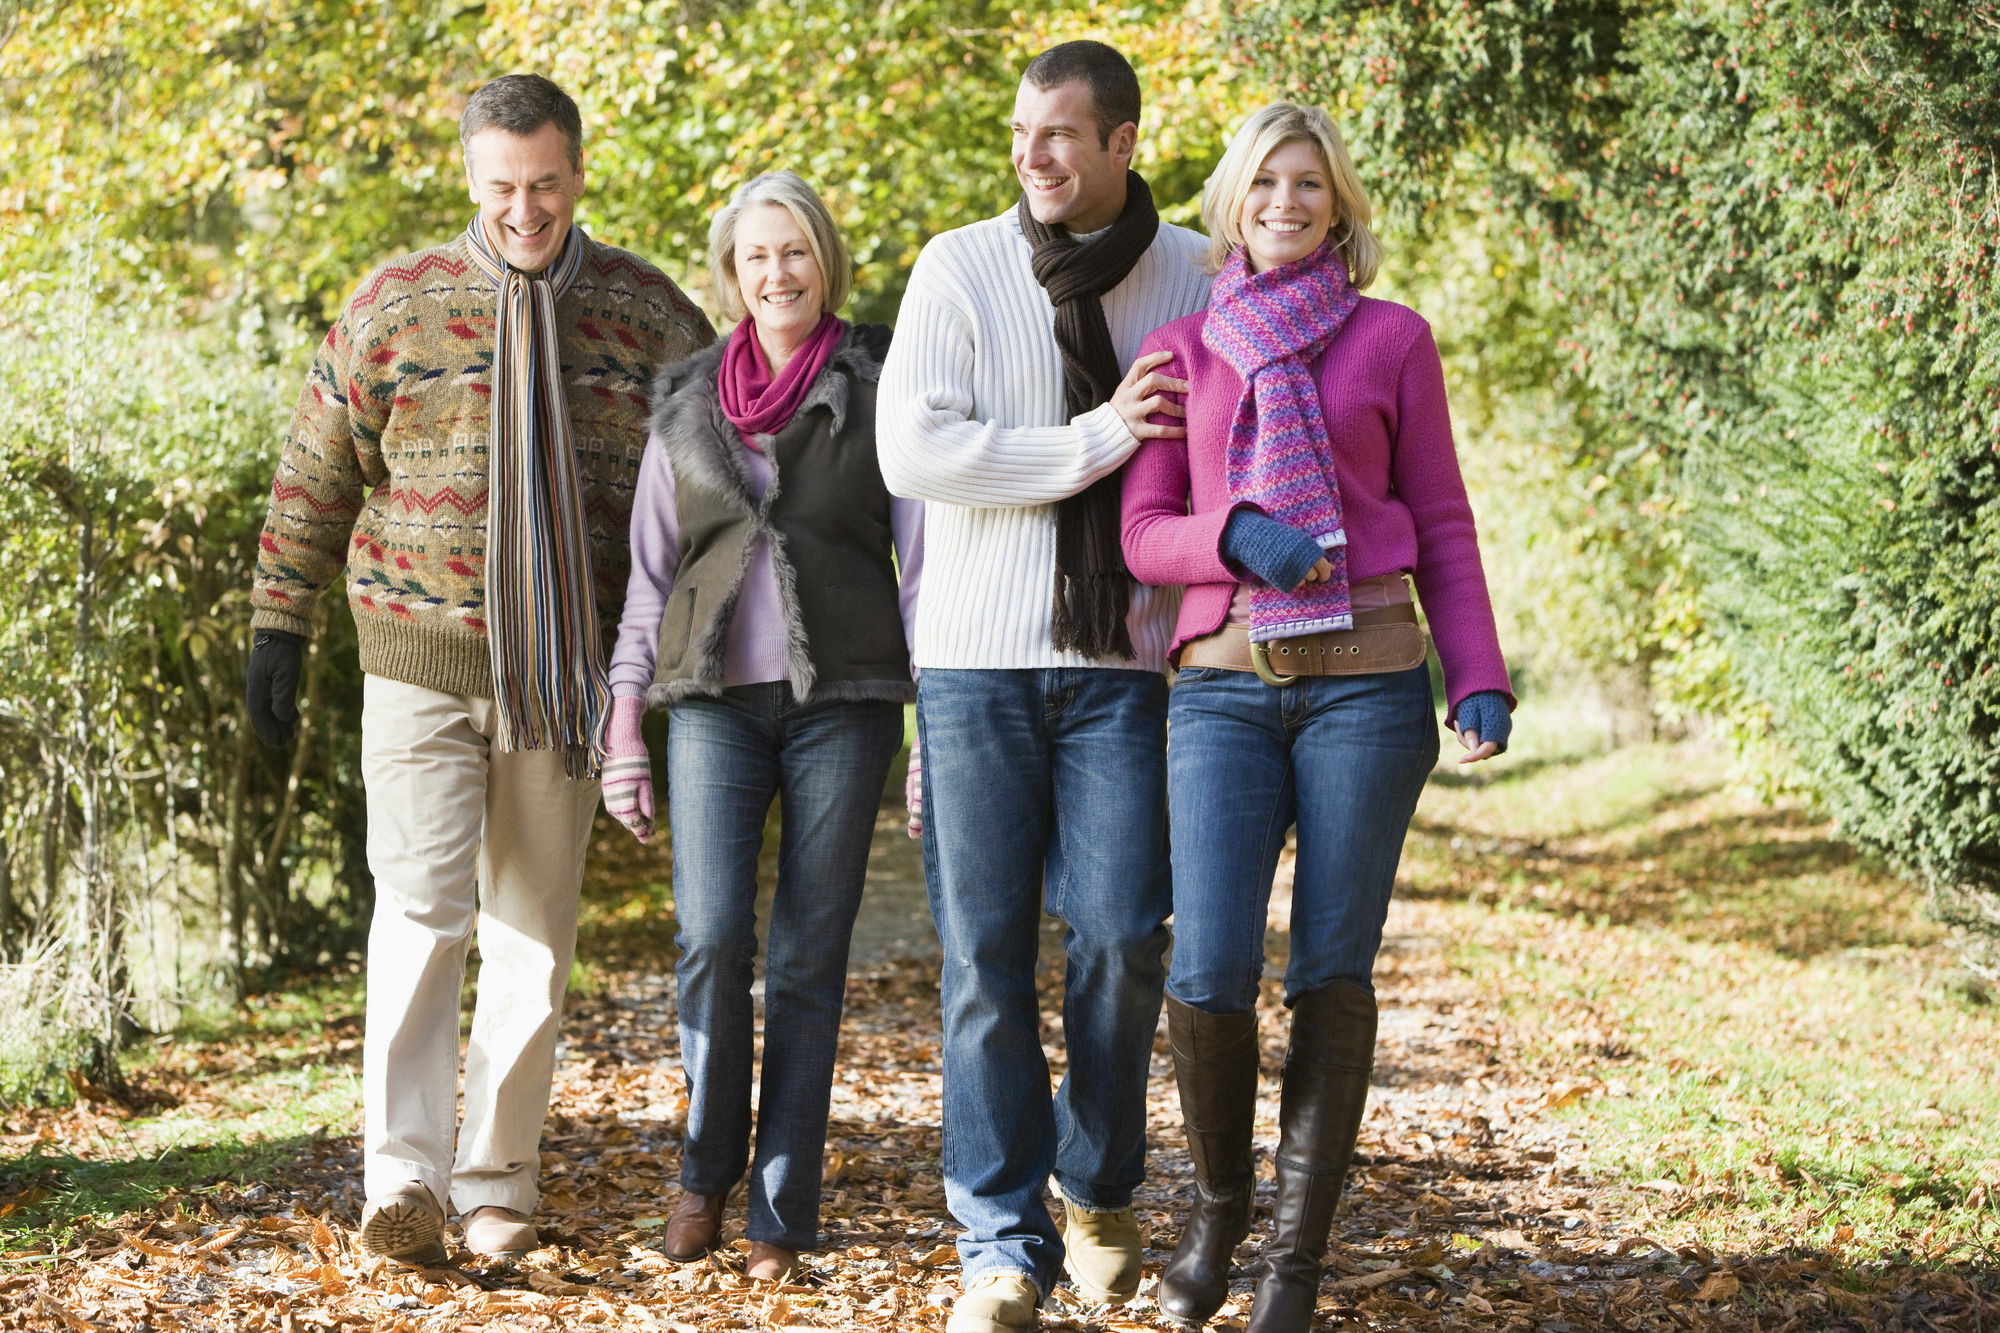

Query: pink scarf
left=717, top=312, right=846, bottom=447
left=1202, top=242, right=1361, bottom=642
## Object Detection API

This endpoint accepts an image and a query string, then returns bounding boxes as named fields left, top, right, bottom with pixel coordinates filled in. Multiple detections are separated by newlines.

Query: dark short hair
left=460, top=74, right=583, bottom=170
left=1022, top=41, right=1141, bottom=147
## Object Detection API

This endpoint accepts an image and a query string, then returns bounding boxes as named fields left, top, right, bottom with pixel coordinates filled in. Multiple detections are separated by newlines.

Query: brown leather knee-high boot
left=1157, top=996, right=1260, bottom=1325
left=1245, top=983, right=1376, bottom=1333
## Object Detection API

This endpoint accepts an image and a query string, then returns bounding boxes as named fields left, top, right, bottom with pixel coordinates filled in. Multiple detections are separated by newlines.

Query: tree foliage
left=2, top=0, right=1259, bottom=324
left=1242, top=0, right=2000, bottom=971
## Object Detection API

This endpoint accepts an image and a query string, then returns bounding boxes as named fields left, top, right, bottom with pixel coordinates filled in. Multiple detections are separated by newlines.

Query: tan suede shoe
left=357, top=1181, right=447, bottom=1264
left=462, top=1205, right=538, bottom=1259
left=1058, top=1196, right=1144, bottom=1305
left=946, top=1272, right=1041, bottom=1333
left=745, top=1241, right=799, bottom=1283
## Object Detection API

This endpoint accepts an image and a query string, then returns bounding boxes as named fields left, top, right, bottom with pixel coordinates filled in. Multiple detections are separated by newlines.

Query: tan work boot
left=745, top=1241, right=799, bottom=1282
left=1057, top=1194, right=1144, bottom=1305
left=462, top=1205, right=538, bottom=1259
left=946, top=1271, right=1041, bottom=1333
left=357, top=1181, right=447, bottom=1264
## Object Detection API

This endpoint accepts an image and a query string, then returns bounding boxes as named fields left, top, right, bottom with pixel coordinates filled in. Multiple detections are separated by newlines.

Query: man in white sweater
left=877, top=40, right=1211, bottom=1333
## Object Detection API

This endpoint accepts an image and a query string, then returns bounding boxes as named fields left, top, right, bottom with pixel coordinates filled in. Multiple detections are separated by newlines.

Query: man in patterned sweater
left=246, top=74, right=712, bottom=1263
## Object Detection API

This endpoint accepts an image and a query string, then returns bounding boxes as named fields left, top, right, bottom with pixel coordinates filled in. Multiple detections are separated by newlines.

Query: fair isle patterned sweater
left=250, top=232, right=715, bottom=698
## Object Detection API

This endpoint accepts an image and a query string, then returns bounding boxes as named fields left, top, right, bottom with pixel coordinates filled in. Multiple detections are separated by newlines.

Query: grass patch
left=0, top=1059, right=358, bottom=1256
left=1403, top=710, right=2000, bottom=1265
left=1, top=976, right=365, bottom=1256
left=170, top=970, right=366, bottom=1048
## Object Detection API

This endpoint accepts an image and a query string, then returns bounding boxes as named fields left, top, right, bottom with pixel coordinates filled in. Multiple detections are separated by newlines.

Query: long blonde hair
left=1200, top=103, right=1380, bottom=288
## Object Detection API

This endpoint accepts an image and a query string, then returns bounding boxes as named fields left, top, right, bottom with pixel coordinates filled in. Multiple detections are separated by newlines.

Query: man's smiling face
left=464, top=123, right=584, bottom=273
left=1010, top=78, right=1135, bottom=235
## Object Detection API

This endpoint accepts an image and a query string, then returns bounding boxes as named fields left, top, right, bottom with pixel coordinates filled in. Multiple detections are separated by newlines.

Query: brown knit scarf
left=1018, top=169, right=1159, bottom=661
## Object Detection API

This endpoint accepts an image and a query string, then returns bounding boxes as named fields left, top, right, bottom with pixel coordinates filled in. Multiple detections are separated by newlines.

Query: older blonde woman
left=600, top=171, right=921, bottom=1281
left=1117, top=106, right=1513, bottom=1331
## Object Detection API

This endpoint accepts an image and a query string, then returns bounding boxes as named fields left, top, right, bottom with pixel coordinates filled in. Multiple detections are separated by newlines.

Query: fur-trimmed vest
left=644, top=322, right=913, bottom=706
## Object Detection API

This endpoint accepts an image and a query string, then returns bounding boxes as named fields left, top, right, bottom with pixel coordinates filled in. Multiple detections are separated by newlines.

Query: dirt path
left=14, top=808, right=1994, bottom=1331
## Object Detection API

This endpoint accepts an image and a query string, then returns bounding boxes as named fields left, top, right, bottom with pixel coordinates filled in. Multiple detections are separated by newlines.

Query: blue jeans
left=1166, top=664, right=1440, bottom=1014
left=915, top=668, right=1173, bottom=1295
left=665, top=685, right=904, bottom=1251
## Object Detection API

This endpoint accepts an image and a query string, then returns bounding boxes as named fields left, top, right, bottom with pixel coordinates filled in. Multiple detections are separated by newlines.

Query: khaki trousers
left=359, top=675, right=601, bottom=1215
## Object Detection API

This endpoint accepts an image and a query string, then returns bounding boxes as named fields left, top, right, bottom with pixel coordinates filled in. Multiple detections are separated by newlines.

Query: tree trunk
left=0, top=829, right=15, bottom=964
left=217, top=714, right=254, bottom=1001
left=37, top=768, right=63, bottom=931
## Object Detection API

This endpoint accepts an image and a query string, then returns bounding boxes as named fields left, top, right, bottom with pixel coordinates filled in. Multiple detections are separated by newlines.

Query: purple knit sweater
left=1119, top=297, right=1512, bottom=723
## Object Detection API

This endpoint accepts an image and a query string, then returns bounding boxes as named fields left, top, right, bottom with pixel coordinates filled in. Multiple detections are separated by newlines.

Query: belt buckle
left=1249, top=639, right=1298, bottom=687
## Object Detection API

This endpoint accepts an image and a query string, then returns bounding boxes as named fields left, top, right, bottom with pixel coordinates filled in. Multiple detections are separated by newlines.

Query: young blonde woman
left=600, top=171, right=920, bottom=1282
left=1117, top=105, right=1513, bottom=1331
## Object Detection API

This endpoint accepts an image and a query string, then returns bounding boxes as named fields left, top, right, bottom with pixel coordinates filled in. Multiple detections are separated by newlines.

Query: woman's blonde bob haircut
left=1200, top=104, right=1381, bottom=289
left=707, top=171, right=852, bottom=323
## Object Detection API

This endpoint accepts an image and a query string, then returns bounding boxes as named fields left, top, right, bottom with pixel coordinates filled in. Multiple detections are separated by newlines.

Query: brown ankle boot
left=1158, top=997, right=1260, bottom=1326
left=1246, top=983, right=1376, bottom=1333
left=662, top=1189, right=727, bottom=1261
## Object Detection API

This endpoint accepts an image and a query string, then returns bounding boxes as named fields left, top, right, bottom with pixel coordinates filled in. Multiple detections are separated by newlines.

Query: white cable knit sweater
left=878, top=209, right=1212, bottom=672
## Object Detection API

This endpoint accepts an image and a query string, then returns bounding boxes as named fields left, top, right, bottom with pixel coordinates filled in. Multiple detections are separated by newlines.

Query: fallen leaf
left=120, top=1233, right=180, bottom=1259
left=1693, top=1271, right=1741, bottom=1302
left=1331, top=1264, right=1410, bottom=1292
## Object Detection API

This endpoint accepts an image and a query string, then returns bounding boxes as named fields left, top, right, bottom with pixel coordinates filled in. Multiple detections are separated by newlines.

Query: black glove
left=246, top=629, right=306, bottom=747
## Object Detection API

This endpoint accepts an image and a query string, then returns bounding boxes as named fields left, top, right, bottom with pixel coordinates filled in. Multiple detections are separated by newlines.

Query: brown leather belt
left=1178, top=603, right=1426, bottom=685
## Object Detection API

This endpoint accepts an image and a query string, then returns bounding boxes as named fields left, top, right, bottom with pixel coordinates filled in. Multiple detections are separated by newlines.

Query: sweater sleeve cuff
left=251, top=607, right=314, bottom=639
left=1078, top=400, right=1141, bottom=472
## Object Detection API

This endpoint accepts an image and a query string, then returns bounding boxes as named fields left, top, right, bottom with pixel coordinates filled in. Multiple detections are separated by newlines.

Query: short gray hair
left=707, top=172, right=853, bottom=322
left=460, top=74, right=583, bottom=171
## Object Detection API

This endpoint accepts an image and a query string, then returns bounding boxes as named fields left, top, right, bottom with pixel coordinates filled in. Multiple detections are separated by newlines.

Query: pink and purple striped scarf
left=1202, top=241, right=1362, bottom=643
left=465, top=217, right=609, bottom=777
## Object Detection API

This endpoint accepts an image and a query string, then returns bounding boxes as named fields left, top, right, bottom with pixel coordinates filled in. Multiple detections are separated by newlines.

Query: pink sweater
left=1119, top=297, right=1512, bottom=722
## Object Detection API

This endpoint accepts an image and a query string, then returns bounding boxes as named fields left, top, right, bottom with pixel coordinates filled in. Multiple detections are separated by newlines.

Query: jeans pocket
left=1172, top=665, right=1227, bottom=688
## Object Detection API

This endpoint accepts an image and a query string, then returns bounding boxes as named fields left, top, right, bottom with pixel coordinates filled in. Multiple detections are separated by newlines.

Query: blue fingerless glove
left=1221, top=509, right=1326, bottom=591
left=1454, top=690, right=1512, bottom=753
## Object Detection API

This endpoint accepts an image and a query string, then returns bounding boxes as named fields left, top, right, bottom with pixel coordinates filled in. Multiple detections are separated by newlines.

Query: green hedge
left=0, top=246, right=371, bottom=1093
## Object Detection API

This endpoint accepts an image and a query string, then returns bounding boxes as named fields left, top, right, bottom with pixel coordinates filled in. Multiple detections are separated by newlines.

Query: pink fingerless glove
left=905, top=733, right=923, bottom=840
left=600, top=694, right=655, bottom=842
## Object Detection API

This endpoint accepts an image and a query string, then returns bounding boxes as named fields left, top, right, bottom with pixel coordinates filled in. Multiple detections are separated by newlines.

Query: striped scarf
left=1203, top=241, right=1362, bottom=643
left=463, top=217, right=609, bottom=777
